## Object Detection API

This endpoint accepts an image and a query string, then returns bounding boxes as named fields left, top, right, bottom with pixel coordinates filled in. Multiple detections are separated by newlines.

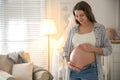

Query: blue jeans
left=70, top=62, right=98, bottom=80
left=70, top=78, right=81, bottom=80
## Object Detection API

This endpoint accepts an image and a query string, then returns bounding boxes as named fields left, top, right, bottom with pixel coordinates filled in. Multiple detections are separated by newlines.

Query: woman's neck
left=78, top=22, right=94, bottom=34
left=80, top=21, right=93, bottom=28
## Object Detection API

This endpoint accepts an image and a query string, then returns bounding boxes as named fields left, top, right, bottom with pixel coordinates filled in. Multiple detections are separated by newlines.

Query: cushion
left=0, top=70, right=15, bottom=80
left=12, top=62, right=33, bottom=80
left=69, top=44, right=95, bottom=71
left=0, top=55, right=13, bottom=74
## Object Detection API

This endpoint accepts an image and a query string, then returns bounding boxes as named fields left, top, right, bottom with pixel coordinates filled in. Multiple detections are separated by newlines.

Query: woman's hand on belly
left=80, top=43, right=96, bottom=53
left=80, top=43, right=103, bottom=54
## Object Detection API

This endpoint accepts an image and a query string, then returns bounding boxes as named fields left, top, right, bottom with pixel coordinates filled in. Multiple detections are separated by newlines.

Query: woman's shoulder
left=94, top=22, right=105, bottom=27
left=94, top=22, right=105, bottom=30
left=70, top=25, right=79, bottom=31
left=72, top=24, right=79, bottom=28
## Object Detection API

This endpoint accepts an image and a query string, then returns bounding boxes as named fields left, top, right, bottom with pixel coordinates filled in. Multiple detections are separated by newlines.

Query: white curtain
left=51, top=15, right=78, bottom=80
left=0, top=0, right=49, bottom=70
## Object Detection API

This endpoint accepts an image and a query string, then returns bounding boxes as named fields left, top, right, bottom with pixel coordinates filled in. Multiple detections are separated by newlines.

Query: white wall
left=87, top=0, right=119, bottom=28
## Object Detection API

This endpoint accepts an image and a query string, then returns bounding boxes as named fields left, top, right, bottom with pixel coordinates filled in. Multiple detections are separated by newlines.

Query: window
left=0, top=0, right=49, bottom=70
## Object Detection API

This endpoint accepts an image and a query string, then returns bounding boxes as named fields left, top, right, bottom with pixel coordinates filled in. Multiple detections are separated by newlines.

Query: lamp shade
left=40, top=19, right=57, bottom=35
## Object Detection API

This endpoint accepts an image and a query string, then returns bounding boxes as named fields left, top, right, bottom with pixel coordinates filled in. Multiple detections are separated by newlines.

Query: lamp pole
left=48, top=34, right=50, bottom=71
left=40, top=19, right=57, bottom=71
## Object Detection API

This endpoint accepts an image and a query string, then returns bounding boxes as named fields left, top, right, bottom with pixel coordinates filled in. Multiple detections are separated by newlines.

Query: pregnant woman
left=63, top=1, right=112, bottom=80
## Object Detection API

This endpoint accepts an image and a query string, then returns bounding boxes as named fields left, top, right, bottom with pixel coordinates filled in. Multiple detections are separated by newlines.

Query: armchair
left=0, top=51, right=53, bottom=80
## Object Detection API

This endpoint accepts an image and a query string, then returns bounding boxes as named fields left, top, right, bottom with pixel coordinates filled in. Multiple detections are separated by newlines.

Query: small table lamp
left=40, top=19, right=57, bottom=71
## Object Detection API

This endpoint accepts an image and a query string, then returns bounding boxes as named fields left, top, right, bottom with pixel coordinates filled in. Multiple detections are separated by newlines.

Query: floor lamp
left=40, top=19, right=57, bottom=71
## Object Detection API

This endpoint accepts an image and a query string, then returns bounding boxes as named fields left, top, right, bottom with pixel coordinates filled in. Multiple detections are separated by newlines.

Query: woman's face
left=74, top=10, right=88, bottom=25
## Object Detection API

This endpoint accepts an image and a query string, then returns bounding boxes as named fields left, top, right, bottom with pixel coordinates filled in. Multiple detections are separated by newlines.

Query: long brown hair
left=73, top=1, right=96, bottom=24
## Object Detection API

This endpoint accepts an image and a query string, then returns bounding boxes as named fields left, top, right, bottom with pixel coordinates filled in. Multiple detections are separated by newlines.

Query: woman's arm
left=82, top=25, right=112, bottom=56
left=94, top=47, right=103, bottom=55
left=101, top=26, right=112, bottom=56
left=80, top=43, right=103, bottom=55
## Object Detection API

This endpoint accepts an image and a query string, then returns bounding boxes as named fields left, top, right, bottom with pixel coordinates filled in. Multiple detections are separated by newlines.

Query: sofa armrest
left=0, top=70, right=15, bottom=80
left=33, top=71, right=49, bottom=80
left=33, top=65, right=53, bottom=80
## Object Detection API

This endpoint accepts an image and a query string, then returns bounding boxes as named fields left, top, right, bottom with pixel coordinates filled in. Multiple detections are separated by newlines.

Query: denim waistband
left=70, top=61, right=98, bottom=80
left=90, top=61, right=97, bottom=67
left=69, top=61, right=97, bottom=72
left=82, top=61, right=97, bottom=70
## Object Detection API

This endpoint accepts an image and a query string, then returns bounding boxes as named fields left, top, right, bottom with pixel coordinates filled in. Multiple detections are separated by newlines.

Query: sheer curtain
left=52, top=15, right=78, bottom=80
left=0, top=0, right=49, bottom=70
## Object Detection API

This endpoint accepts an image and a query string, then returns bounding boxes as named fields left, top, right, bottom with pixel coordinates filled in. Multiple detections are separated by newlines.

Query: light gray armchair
left=0, top=52, right=53, bottom=80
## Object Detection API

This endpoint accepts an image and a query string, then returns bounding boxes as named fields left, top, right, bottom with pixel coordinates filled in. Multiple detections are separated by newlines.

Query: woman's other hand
left=80, top=43, right=103, bottom=54
left=65, top=56, right=69, bottom=62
